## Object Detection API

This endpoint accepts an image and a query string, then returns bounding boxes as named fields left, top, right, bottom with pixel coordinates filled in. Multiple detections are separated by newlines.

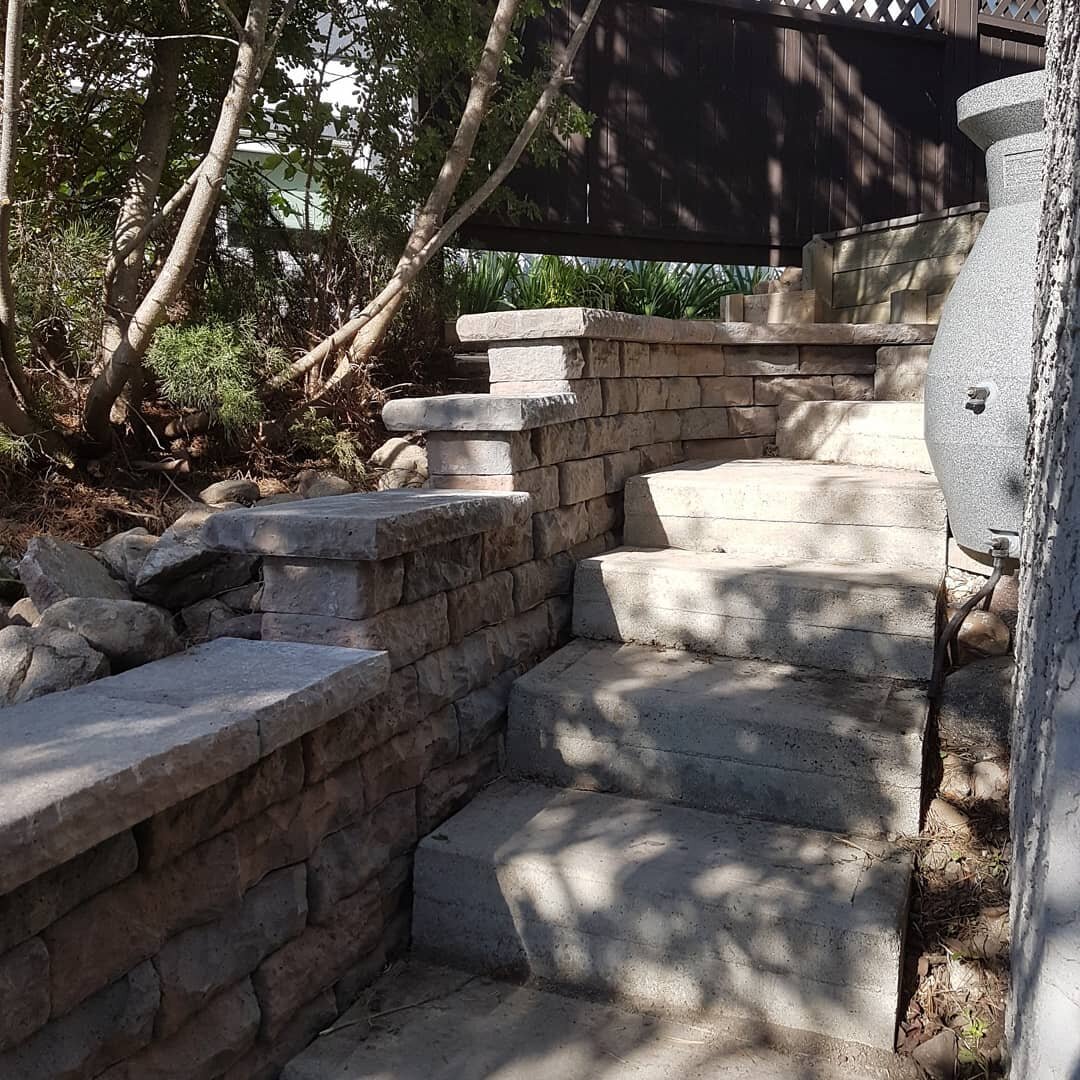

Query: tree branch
left=212, top=0, right=245, bottom=37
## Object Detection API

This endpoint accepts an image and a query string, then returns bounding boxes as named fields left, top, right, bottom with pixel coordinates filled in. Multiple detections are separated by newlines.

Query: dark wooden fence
left=463, top=0, right=1046, bottom=265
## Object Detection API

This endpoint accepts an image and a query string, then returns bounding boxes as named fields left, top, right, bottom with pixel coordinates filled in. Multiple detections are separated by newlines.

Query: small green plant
left=957, top=1011, right=992, bottom=1072
left=145, top=319, right=282, bottom=436
left=289, top=409, right=367, bottom=481
left=0, top=427, right=33, bottom=470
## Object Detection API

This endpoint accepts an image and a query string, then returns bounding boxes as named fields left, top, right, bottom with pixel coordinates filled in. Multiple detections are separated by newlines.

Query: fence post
left=939, top=0, right=981, bottom=207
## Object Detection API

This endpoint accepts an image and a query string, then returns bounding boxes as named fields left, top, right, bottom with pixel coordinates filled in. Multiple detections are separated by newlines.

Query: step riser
left=777, top=403, right=932, bottom=472
left=624, top=515, right=943, bottom=570
left=414, top=859, right=904, bottom=1050
left=509, top=729, right=920, bottom=836
left=573, top=601, right=932, bottom=679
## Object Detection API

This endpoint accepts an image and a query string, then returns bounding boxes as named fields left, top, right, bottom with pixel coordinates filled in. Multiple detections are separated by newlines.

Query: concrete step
left=573, top=547, right=939, bottom=680
left=284, top=959, right=918, bottom=1080
left=412, top=780, right=913, bottom=1050
left=875, top=346, right=930, bottom=402
left=776, top=402, right=931, bottom=472
left=508, top=639, right=925, bottom=837
left=624, top=459, right=946, bottom=570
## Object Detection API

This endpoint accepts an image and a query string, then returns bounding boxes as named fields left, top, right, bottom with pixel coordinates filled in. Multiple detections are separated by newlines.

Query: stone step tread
left=420, top=780, right=910, bottom=936
left=514, top=639, right=925, bottom=756
left=508, top=640, right=925, bottom=836
left=283, top=960, right=914, bottom=1080
left=625, top=459, right=945, bottom=529
left=579, top=547, right=939, bottom=629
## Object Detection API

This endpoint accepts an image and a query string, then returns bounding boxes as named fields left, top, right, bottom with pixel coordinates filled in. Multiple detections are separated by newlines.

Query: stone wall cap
left=383, top=393, right=578, bottom=432
left=455, top=308, right=936, bottom=346
left=204, top=489, right=531, bottom=560
left=0, top=638, right=388, bottom=896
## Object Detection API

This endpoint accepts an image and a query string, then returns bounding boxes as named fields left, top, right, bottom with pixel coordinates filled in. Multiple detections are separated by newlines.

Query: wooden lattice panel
left=766, top=0, right=941, bottom=30
left=980, top=0, right=1048, bottom=25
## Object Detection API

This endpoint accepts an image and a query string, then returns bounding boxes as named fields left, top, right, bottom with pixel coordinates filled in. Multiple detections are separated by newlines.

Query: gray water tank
left=925, top=70, right=1045, bottom=560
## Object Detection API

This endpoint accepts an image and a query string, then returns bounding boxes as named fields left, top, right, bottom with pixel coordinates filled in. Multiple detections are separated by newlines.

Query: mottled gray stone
left=96, top=528, right=158, bottom=587
left=155, top=866, right=308, bottom=1036
left=371, top=437, right=428, bottom=490
left=383, top=393, right=577, bottom=432
left=97, top=976, right=260, bottom=1080
left=261, top=556, right=403, bottom=619
left=263, top=592, right=449, bottom=670
left=0, top=624, right=110, bottom=705
left=0, top=639, right=385, bottom=894
left=297, top=470, right=353, bottom=499
left=205, top=490, right=530, bottom=561
left=200, top=479, right=261, bottom=506
left=426, top=431, right=539, bottom=475
left=487, top=340, right=585, bottom=381
left=0, top=937, right=49, bottom=1051
left=402, top=535, right=482, bottom=604
left=938, top=655, right=1014, bottom=758
left=446, top=571, right=514, bottom=641
left=0, top=960, right=158, bottom=1080
left=38, top=597, right=181, bottom=671
left=19, top=536, right=129, bottom=611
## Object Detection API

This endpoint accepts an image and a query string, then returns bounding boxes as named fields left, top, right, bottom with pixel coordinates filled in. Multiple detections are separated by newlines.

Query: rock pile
left=0, top=469, right=373, bottom=707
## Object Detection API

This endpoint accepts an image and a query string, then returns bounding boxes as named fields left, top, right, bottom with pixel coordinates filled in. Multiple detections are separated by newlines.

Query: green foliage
left=0, top=428, right=33, bottom=471
left=450, top=254, right=779, bottom=319
left=145, top=319, right=283, bottom=436
left=288, top=409, right=367, bottom=480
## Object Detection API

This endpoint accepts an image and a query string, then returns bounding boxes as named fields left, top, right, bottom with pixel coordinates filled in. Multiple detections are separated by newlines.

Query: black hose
left=928, top=554, right=1008, bottom=701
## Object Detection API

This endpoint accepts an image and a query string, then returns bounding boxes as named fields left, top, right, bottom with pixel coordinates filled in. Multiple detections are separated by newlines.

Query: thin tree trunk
left=100, top=38, right=183, bottom=372
left=278, top=0, right=604, bottom=401
left=0, top=0, right=32, bottom=413
left=1009, top=6, right=1080, bottom=1078
left=82, top=0, right=285, bottom=443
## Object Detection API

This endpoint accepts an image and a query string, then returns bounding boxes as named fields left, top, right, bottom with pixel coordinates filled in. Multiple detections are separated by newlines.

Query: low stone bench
left=0, top=637, right=388, bottom=897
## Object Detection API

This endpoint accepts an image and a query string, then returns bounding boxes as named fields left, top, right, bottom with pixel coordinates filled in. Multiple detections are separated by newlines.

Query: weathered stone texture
left=417, top=736, right=502, bottom=835
left=833, top=374, right=876, bottom=401
left=427, top=466, right=560, bottom=513
left=558, top=457, right=606, bottom=504
left=402, top=535, right=482, bottom=603
left=0, top=961, right=158, bottom=1080
left=754, top=376, right=835, bottom=405
left=728, top=405, right=779, bottom=436
left=0, top=937, right=50, bottom=1051
left=679, top=408, right=732, bottom=441
left=603, top=449, right=642, bottom=493
left=219, top=989, right=336, bottom=1080
left=446, top=571, right=514, bottom=641
left=38, top=598, right=181, bottom=672
left=261, top=557, right=403, bottom=620
left=263, top=592, right=449, bottom=669
left=253, top=882, right=383, bottom=1039
left=724, top=345, right=799, bottom=376
left=426, top=431, right=538, bottom=475
left=533, top=503, right=590, bottom=557
left=601, top=378, right=638, bottom=415
left=674, top=344, right=726, bottom=375
left=154, top=866, right=308, bottom=1036
left=19, top=537, right=130, bottom=612
left=383, top=393, right=577, bottom=432
left=454, top=669, right=518, bottom=754
left=97, top=977, right=260, bottom=1080
left=582, top=339, right=620, bottom=377
left=699, top=376, right=754, bottom=406
left=533, top=421, right=587, bottom=465
left=511, top=554, right=575, bottom=613
left=798, top=345, right=877, bottom=374
left=43, top=832, right=242, bottom=1017
left=481, top=524, right=534, bottom=576
left=487, top=341, right=584, bottom=382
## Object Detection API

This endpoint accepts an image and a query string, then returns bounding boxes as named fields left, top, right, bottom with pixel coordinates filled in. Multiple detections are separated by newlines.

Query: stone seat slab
left=508, top=639, right=925, bottom=836
left=0, top=638, right=387, bottom=896
left=204, top=489, right=531, bottom=560
left=412, top=780, right=912, bottom=1049
left=383, top=393, right=579, bottom=432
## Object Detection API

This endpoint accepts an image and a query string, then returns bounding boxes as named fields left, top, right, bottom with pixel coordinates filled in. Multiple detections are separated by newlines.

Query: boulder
left=134, top=507, right=257, bottom=608
left=951, top=607, right=1011, bottom=662
left=38, top=598, right=182, bottom=672
left=938, top=656, right=1014, bottom=759
left=180, top=599, right=233, bottom=643
left=297, top=470, right=353, bottom=499
left=0, top=625, right=110, bottom=706
left=7, top=597, right=39, bottom=627
left=199, top=479, right=260, bottom=507
left=19, top=537, right=130, bottom=612
left=371, top=438, right=428, bottom=491
left=96, top=529, right=158, bottom=588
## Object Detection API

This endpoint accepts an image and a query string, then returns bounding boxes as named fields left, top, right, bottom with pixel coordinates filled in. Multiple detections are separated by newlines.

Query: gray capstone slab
left=203, top=489, right=531, bottom=561
left=382, top=394, right=578, bottom=432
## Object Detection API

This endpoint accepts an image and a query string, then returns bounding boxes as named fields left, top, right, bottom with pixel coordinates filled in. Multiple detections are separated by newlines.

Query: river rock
left=19, top=537, right=130, bottom=612
left=371, top=438, right=428, bottom=490
left=297, top=470, right=353, bottom=499
left=96, top=529, right=159, bottom=588
left=952, top=607, right=1011, bottom=662
left=912, top=1028, right=956, bottom=1080
left=134, top=507, right=257, bottom=608
left=7, top=598, right=39, bottom=627
left=38, top=598, right=181, bottom=672
left=199, top=479, right=261, bottom=506
left=0, top=625, right=110, bottom=706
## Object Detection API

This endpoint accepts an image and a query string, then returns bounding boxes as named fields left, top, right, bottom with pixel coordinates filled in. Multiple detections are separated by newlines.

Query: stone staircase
left=288, top=351, right=942, bottom=1078
left=409, top=394, right=945, bottom=1058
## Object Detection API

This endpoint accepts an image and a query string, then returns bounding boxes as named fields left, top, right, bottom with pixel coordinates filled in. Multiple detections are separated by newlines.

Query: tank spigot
left=965, top=383, right=994, bottom=413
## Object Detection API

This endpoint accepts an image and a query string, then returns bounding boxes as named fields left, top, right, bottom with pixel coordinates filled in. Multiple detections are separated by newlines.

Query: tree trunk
left=82, top=0, right=279, bottom=443
left=1009, top=7, right=1080, bottom=1078
left=100, top=38, right=183, bottom=377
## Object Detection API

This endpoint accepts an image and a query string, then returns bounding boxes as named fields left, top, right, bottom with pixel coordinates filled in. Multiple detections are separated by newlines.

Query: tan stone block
left=647, top=344, right=681, bottom=376
left=425, top=431, right=538, bottom=475
left=798, top=345, right=876, bottom=374
left=674, top=345, right=725, bottom=375
left=582, top=339, right=621, bottom=377
left=533, top=421, right=587, bottom=465
left=603, top=449, right=642, bottom=494
left=724, top=345, right=799, bottom=376
left=481, top=524, right=534, bottom=576
left=699, top=376, right=754, bottom=406
left=402, top=535, right=482, bottom=604
left=261, top=557, right=403, bottom=620
left=586, top=494, right=622, bottom=538
left=754, top=376, right=834, bottom=405
left=679, top=408, right=733, bottom=441
left=511, top=554, right=575, bottom=613
left=446, top=571, right=514, bottom=641
left=533, top=503, right=590, bottom=557
left=639, top=442, right=684, bottom=473
left=650, top=411, right=682, bottom=443
left=558, top=457, right=606, bottom=505
left=635, top=378, right=667, bottom=412
left=426, top=467, right=560, bottom=512
left=682, top=437, right=767, bottom=461
left=490, top=378, right=602, bottom=418
left=618, top=341, right=650, bottom=377
left=728, top=406, right=779, bottom=436
left=665, top=377, right=701, bottom=409
left=833, top=374, right=875, bottom=401
left=600, top=378, right=638, bottom=415
left=487, top=341, right=584, bottom=382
